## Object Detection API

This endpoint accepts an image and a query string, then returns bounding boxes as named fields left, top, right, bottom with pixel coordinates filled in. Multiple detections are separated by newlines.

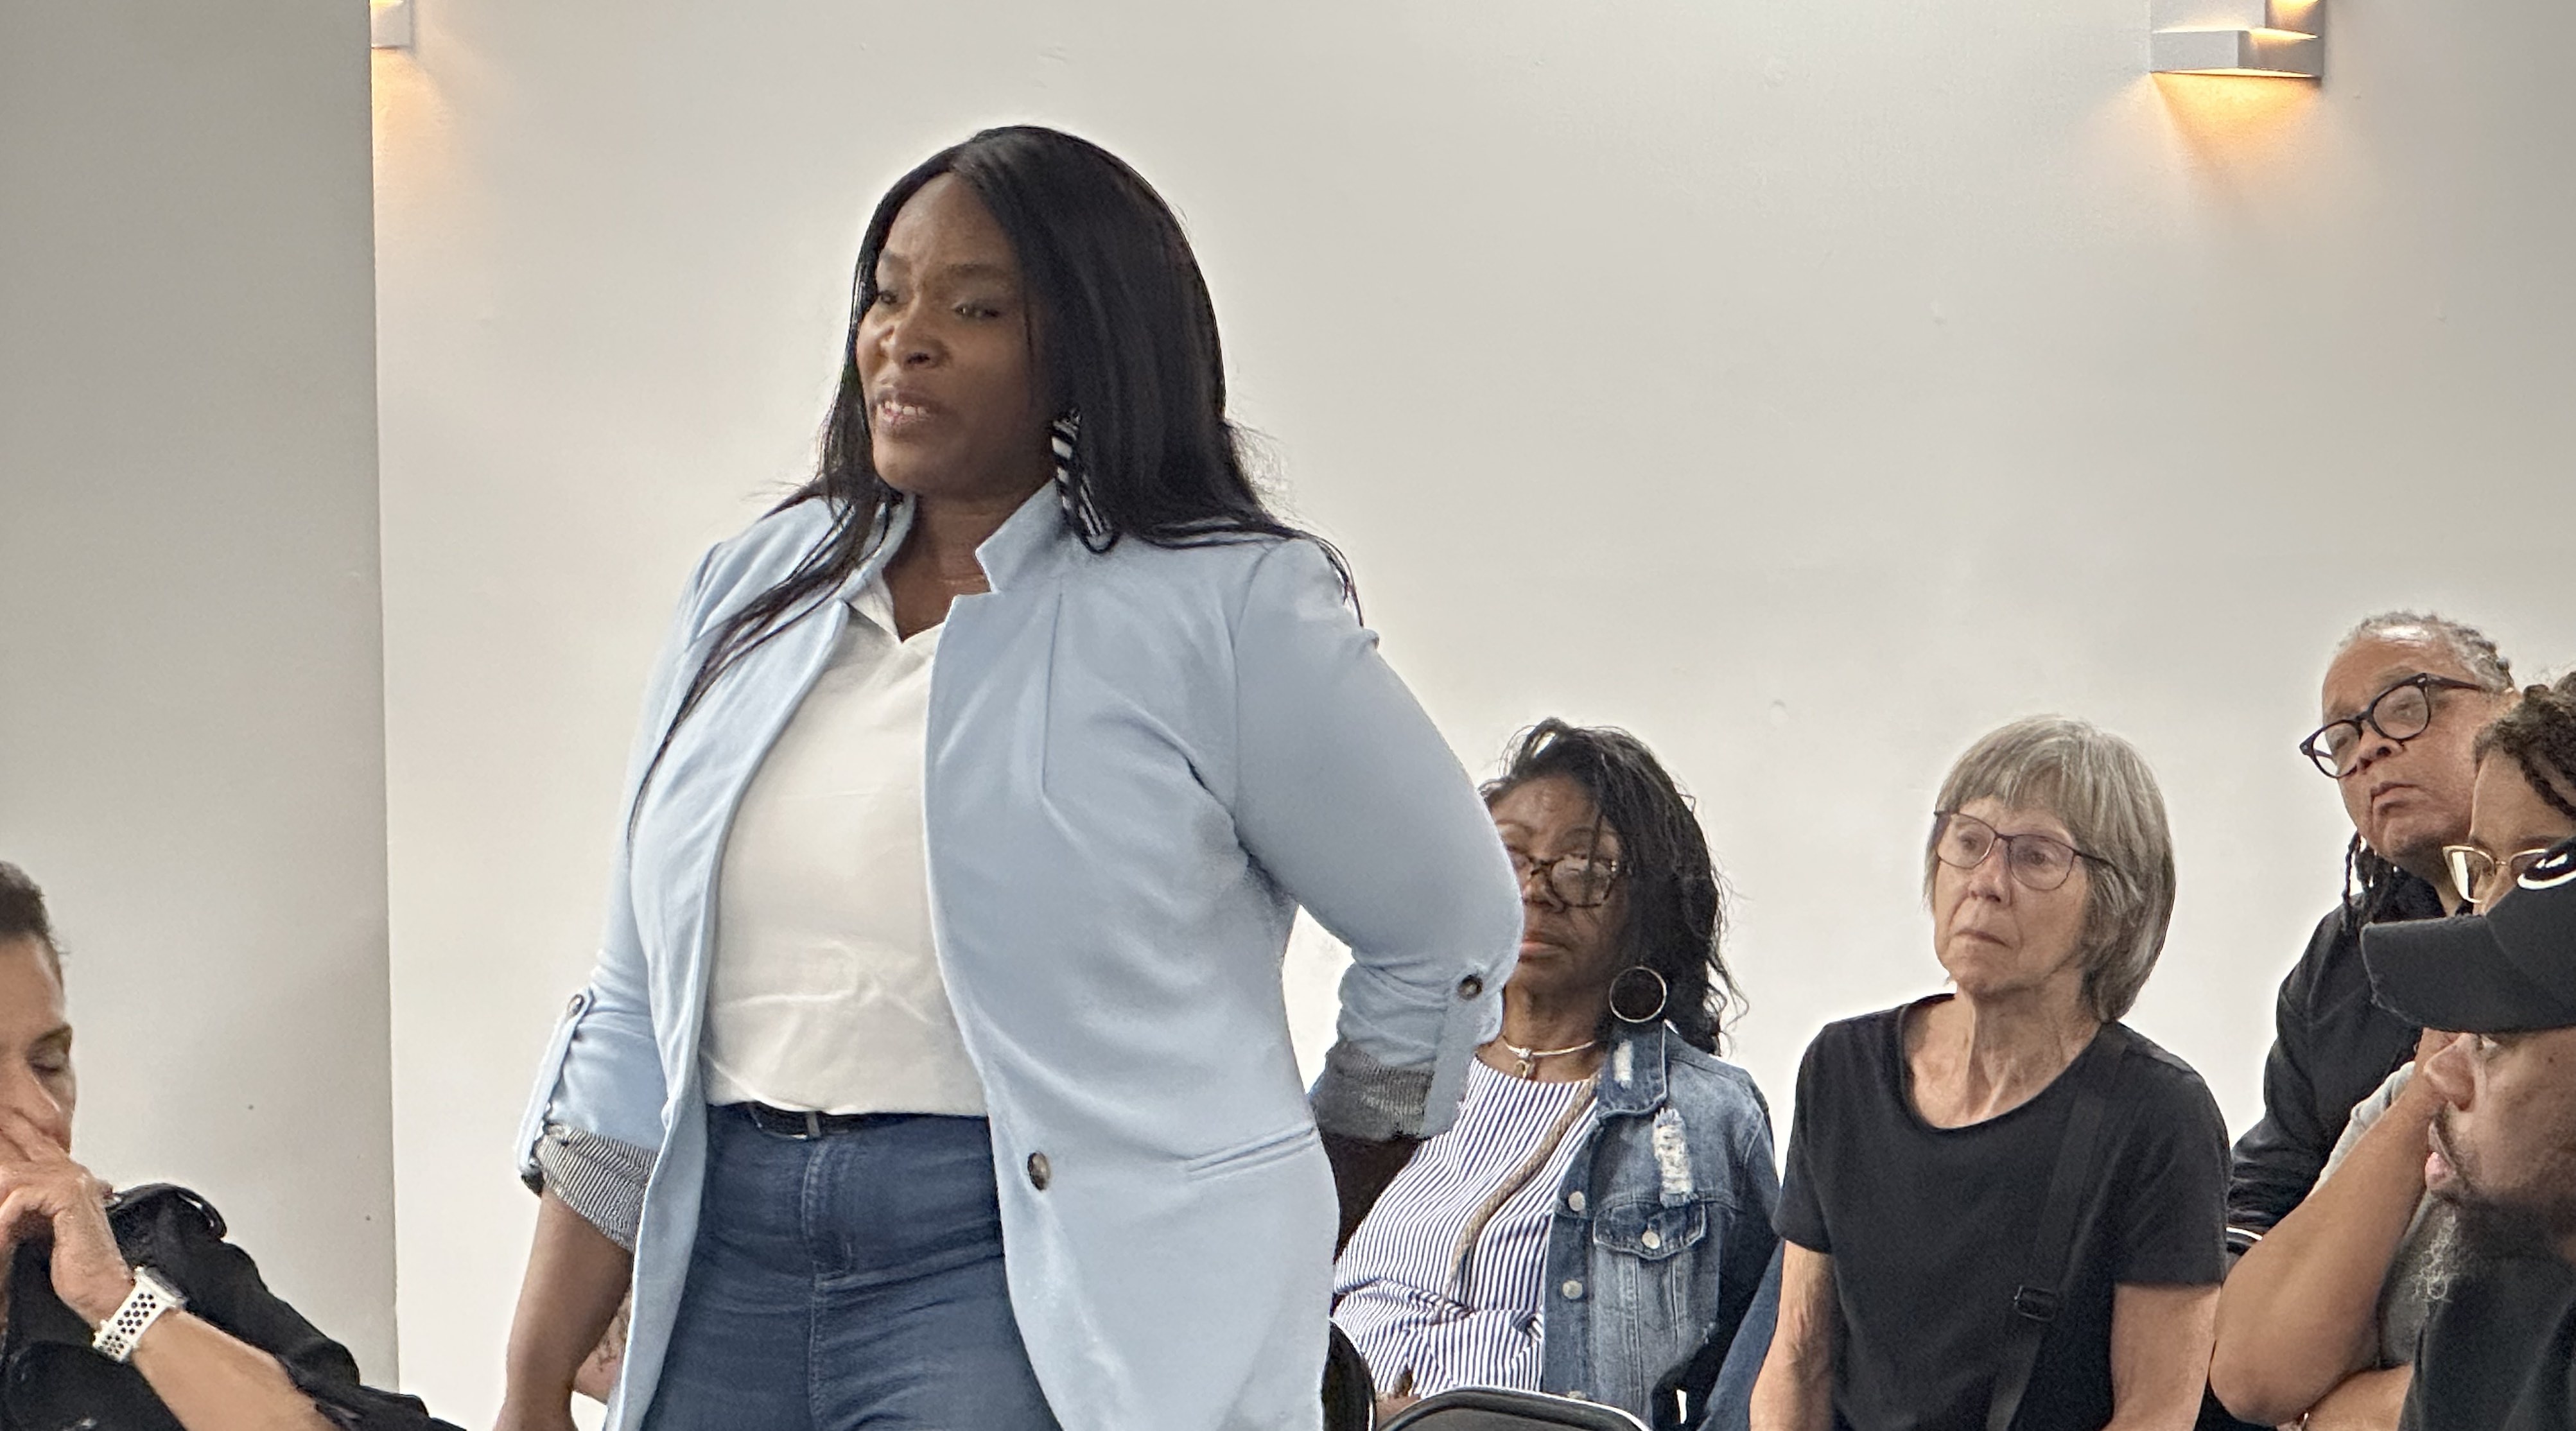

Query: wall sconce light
left=370, top=0, right=413, bottom=49
left=2152, top=0, right=2320, bottom=78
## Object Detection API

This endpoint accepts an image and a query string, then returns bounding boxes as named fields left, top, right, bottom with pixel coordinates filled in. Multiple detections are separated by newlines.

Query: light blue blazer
left=516, top=487, right=1523, bottom=1431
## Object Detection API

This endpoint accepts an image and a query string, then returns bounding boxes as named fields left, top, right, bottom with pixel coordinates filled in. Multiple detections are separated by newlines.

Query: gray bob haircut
left=1924, top=716, right=2177, bottom=1024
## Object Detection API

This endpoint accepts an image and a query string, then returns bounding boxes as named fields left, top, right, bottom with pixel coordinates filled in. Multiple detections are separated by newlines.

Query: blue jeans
left=643, top=1106, right=1063, bottom=1430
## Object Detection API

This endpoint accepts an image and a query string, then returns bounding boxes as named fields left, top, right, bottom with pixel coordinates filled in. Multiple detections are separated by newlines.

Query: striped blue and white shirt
left=1334, top=1058, right=1601, bottom=1398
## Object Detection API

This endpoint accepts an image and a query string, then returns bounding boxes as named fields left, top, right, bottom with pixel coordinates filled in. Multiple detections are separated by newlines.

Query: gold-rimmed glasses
left=2442, top=843, right=2560, bottom=909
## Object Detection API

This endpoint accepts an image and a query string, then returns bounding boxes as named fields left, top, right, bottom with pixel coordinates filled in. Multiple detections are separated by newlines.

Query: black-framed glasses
left=2301, top=673, right=2485, bottom=779
left=1931, top=811, right=2117, bottom=892
left=1509, top=849, right=1623, bottom=908
left=2443, top=843, right=2561, bottom=909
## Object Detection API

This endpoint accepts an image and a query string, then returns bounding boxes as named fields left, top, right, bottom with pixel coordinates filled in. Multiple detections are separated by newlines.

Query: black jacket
left=2225, top=873, right=2443, bottom=1243
left=0, top=1184, right=457, bottom=1431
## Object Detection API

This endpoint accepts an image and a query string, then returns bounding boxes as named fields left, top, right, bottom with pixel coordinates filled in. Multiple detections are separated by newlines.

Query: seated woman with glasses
left=1750, top=716, right=2228, bottom=1431
left=2211, top=670, right=2576, bottom=1430
left=1331, top=721, right=1780, bottom=1431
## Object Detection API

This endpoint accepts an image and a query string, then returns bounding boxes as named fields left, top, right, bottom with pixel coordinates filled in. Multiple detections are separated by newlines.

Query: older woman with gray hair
left=1750, top=717, right=2228, bottom=1431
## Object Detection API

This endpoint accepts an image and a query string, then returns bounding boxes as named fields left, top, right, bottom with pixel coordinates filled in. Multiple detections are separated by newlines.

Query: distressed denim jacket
left=1540, top=1023, right=1780, bottom=1428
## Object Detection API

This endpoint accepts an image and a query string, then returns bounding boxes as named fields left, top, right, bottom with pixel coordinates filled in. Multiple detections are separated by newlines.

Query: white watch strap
left=92, top=1267, right=185, bottom=1363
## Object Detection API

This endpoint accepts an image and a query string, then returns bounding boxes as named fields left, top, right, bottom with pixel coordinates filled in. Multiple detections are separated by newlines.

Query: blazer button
left=1457, top=975, right=1483, bottom=999
left=1026, top=1152, right=1052, bottom=1190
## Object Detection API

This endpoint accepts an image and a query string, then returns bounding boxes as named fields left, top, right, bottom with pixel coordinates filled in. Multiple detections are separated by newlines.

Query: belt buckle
left=801, top=1109, right=823, bottom=1140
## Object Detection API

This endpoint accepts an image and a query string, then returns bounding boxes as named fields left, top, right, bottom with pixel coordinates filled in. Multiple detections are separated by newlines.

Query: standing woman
left=1752, top=717, right=2228, bottom=1431
left=492, top=126, right=1522, bottom=1431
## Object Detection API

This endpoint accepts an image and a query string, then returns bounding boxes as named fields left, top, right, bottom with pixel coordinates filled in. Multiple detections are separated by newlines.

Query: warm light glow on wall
left=2152, top=0, right=2321, bottom=78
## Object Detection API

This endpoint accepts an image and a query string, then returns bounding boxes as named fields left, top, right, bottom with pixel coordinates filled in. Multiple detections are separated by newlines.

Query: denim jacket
left=1542, top=1023, right=1780, bottom=1428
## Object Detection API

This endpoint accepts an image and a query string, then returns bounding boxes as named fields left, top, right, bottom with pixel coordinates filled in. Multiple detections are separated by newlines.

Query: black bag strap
left=1986, top=1025, right=2132, bottom=1431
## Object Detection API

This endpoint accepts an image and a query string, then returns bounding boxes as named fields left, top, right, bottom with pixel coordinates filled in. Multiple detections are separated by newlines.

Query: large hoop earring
left=1050, top=412, right=1113, bottom=552
left=1608, top=966, right=1669, bottom=1025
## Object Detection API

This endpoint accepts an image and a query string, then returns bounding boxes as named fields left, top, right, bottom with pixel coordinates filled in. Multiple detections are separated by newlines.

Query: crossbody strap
left=1986, top=1025, right=2131, bottom=1431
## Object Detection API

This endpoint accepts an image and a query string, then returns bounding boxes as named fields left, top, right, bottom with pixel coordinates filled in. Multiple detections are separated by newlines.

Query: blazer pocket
left=1181, top=1122, right=1321, bottom=1182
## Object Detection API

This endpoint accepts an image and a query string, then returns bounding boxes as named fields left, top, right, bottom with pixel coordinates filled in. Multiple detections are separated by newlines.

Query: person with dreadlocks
left=2227, top=613, right=2517, bottom=1264
left=2211, top=670, right=2576, bottom=1429
left=1332, top=722, right=1779, bottom=1430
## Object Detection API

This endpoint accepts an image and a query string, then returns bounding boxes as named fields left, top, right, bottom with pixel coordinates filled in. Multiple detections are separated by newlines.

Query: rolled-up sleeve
left=514, top=548, right=722, bottom=1193
left=1226, top=539, right=1522, bottom=1142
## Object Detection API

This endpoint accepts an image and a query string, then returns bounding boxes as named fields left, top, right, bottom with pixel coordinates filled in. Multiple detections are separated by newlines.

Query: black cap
left=2365, top=835, right=2576, bottom=1033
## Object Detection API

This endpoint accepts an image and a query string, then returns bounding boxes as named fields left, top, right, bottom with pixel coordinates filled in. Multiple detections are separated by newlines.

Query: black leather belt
left=734, top=1102, right=884, bottom=1140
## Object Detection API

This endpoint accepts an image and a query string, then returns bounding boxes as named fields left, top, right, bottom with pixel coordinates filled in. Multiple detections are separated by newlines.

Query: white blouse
left=701, top=577, right=984, bottom=1116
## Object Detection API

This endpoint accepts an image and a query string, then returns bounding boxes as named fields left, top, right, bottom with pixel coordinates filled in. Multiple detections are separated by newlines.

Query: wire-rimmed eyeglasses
left=2443, top=843, right=2560, bottom=910
left=2300, top=673, right=2485, bottom=779
left=1510, top=849, right=1622, bottom=908
left=1931, top=811, right=2118, bottom=893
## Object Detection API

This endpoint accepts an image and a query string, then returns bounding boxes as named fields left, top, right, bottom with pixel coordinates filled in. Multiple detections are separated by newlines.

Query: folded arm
left=2210, top=1055, right=2442, bottom=1426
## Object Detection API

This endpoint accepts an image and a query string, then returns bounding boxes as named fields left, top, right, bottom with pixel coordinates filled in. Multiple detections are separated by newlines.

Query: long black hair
left=641, top=126, right=1341, bottom=810
left=1483, top=720, right=1742, bottom=1055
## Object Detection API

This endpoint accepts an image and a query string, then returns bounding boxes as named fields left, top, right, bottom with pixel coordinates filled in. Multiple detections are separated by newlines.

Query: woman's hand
left=1371, top=1391, right=1420, bottom=1425
left=0, top=1109, right=132, bottom=1323
left=1371, top=1367, right=1419, bottom=1427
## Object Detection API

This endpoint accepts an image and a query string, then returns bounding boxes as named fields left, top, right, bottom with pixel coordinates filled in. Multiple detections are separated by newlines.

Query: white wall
left=0, top=0, right=397, bottom=1380
left=372, top=0, right=2576, bottom=1418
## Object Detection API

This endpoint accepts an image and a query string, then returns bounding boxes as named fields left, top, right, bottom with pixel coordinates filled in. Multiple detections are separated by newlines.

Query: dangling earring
left=1050, top=412, right=1113, bottom=551
left=1608, top=966, right=1669, bottom=1025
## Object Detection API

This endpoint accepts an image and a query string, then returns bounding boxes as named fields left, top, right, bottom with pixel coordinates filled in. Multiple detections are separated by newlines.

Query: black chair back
left=1380, top=1387, right=1651, bottom=1430
left=1322, top=1323, right=1374, bottom=1431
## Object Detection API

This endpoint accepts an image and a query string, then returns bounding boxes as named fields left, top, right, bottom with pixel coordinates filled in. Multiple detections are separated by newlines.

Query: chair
left=1380, top=1387, right=1652, bottom=1430
left=1323, top=1323, right=1374, bottom=1431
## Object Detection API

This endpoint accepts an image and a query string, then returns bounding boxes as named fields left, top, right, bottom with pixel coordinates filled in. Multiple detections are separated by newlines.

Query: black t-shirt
left=2401, top=1253, right=2576, bottom=1431
left=1776, top=999, right=2229, bottom=1431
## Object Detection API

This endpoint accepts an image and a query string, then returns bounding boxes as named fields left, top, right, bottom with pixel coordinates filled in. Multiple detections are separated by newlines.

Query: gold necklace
left=1497, top=1037, right=1597, bottom=1079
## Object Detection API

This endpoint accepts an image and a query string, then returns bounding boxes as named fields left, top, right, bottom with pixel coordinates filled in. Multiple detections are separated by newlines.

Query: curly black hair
left=2478, top=672, right=2576, bottom=824
left=1483, top=720, right=1741, bottom=1055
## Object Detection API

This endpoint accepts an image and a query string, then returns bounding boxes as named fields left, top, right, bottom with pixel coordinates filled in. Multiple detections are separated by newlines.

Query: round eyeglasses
left=1931, top=811, right=2118, bottom=892
left=1510, top=849, right=1622, bottom=908
left=2442, top=843, right=2561, bottom=910
left=2301, top=673, right=2485, bottom=779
